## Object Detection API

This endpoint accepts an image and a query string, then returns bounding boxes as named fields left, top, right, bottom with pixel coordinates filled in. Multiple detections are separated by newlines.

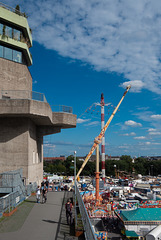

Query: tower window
left=13, top=29, right=20, bottom=41
left=0, top=45, right=3, bottom=57
left=0, top=24, right=2, bottom=35
left=0, top=44, right=23, bottom=64
left=4, top=46, right=12, bottom=60
left=0, top=22, right=26, bottom=44
left=13, top=49, right=22, bottom=63
left=5, top=26, right=12, bottom=38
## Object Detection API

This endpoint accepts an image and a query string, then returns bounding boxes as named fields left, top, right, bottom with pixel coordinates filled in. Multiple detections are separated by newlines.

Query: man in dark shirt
left=42, top=187, right=47, bottom=203
left=65, top=199, right=73, bottom=225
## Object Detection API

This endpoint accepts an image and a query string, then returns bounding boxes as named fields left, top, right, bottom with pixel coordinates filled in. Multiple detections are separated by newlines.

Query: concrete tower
left=0, top=3, right=76, bottom=185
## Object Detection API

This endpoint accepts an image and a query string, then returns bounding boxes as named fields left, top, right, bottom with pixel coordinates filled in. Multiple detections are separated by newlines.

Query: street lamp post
left=74, top=151, right=77, bottom=229
left=151, top=165, right=153, bottom=176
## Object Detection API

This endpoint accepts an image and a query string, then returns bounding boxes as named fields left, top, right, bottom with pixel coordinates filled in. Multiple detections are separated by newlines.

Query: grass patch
left=0, top=196, right=35, bottom=233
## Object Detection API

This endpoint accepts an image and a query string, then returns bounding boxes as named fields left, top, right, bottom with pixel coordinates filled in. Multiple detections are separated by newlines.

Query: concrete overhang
left=0, top=99, right=77, bottom=129
left=52, top=112, right=77, bottom=128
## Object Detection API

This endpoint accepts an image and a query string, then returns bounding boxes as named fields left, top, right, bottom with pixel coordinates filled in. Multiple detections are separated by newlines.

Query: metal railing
left=76, top=184, right=97, bottom=240
left=51, top=105, right=73, bottom=114
left=0, top=169, right=23, bottom=188
left=0, top=91, right=73, bottom=113
left=1, top=90, right=47, bottom=103
left=0, top=169, right=37, bottom=217
left=0, top=2, right=27, bottom=18
left=0, top=190, right=25, bottom=217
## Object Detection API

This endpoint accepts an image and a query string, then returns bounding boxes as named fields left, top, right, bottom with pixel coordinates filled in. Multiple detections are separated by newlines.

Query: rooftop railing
left=51, top=105, right=73, bottom=114
left=1, top=90, right=47, bottom=103
left=0, top=90, right=73, bottom=114
left=0, top=2, right=27, bottom=18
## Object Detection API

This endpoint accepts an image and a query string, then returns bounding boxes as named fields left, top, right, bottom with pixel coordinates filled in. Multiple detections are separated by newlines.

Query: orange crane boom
left=76, top=85, right=131, bottom=179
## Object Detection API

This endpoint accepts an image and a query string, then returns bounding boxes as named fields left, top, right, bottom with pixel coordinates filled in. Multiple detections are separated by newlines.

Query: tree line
left=43, top=155, right=161, bottom=177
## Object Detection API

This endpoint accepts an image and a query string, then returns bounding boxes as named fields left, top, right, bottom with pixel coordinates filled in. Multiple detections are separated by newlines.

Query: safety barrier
left=0, top=2, right=27, bottom=17
left=0, top=169, right=37, bottom=217
left=51, top=105, right=73, bottom=114
left=1, top=90, right=47, bottom=102
left=76, top=184, right=97, bottom=240
left=0, top=191, right=25, bottom=217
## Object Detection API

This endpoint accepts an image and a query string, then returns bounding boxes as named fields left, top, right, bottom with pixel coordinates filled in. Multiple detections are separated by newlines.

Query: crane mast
left=76, top=85, right=131, bottom=180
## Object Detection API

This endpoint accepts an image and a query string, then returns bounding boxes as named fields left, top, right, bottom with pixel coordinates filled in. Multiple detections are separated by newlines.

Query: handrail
left=51, top=105, right=73, bottom=114
left=0, top=2, right=27, bottom=17
left=76, top=183, right=97, bottom=240
left=1, top=90, right=47, bottom=103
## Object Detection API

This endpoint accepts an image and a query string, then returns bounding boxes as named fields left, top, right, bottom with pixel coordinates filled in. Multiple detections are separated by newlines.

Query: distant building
left=77, top=155, right=98, bottom=162
left=106, top=155, right=120, bottom=161
left=44, top=157, right=66, bottom=163
left=118, top=208, right=161, bottom=237
left=77, top=155, right=120, bottom=162
left=140, top=156, right=161, bottom=161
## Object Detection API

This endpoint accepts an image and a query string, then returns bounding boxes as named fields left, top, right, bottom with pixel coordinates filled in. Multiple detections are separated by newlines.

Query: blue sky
left=4, top=0, right=161, bottom=157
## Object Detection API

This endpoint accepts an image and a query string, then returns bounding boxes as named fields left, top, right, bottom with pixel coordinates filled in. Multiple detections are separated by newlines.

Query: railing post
left=9, top=195, right=10, bottom=213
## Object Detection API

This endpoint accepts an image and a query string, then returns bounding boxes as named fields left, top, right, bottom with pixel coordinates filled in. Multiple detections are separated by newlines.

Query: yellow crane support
left=76, top=85, right=131, bottom=180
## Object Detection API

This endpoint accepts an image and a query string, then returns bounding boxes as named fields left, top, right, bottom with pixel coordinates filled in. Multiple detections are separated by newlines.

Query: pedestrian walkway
left=0, top=191, right=83, bottom=240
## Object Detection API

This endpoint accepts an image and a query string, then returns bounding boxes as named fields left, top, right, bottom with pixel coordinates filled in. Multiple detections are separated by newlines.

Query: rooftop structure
left=44, top=157, right=66, bottom=163
left=120, top=208, right=161, bottom=222
left=117, top=205, right=161, bottom=237
left=0, top=3, right=76, bottom=185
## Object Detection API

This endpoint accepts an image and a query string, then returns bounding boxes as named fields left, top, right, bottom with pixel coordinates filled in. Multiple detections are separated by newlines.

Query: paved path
left=0, top=191, right=81, bottom=240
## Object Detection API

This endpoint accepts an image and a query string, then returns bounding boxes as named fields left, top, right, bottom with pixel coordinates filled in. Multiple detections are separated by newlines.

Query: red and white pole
left=101, top=93, right=105, bottom=183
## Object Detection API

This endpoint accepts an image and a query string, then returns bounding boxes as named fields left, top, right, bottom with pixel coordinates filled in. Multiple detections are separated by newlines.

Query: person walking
left=65, top=199, right=73, bottom=225
left=45, top=179, right=49, bottom=192
left=41, top=180, right=45, bottom=190
left=36, top=186, right=41, bottom=203
left=42, top=187, right=47, bottom=203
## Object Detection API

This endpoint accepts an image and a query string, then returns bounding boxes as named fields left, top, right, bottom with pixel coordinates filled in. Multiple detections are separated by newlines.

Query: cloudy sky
left=4, top=0, right=161, bottom=157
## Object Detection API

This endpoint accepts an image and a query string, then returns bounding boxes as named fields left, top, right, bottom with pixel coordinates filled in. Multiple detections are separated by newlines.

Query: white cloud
left=122, top=132, right=136, bottom=136
left=148, top=128, right=161, bottom=135
left=85, top=121, right=99, bottom=126
left=120, top=80, right=145, bottom=92
left=44, top=143, right=56, bottom=148
left=148, top=128, right=157, bottom=132
left=145, top=141, right=161, bottom=145
left=150, top=114, right=161, bottom=120
left=5, top=0, right=161, bottom=95
left=134, top=136, right=146, bottom=140
left=33, top=80, right=37, bottom=84
left=125, top=120, right=142, bottom=127
left=77, top=118, right=90, bottom=123
left=133, top=111, right=154, bottom=122
left=118, top=145, right=129, bottom=149
left=149, top=131, right=161, bottom=136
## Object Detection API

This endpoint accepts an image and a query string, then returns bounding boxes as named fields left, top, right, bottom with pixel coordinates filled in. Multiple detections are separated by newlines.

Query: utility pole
left=95, top=145, right=100, bottom=201
left=96, top=93, right=110, bottom=183
left=100, top=93, right=106, bottom=182
left=74, top=151, right=77, bottom=228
